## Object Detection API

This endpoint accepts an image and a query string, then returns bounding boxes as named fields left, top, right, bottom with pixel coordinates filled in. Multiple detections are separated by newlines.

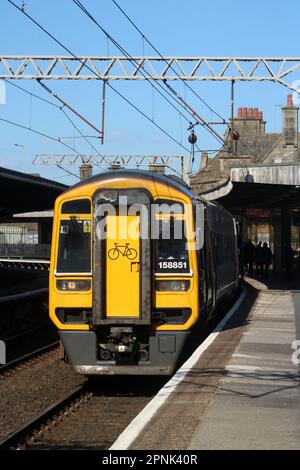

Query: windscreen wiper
left=70, top=216, right=86, bottom=238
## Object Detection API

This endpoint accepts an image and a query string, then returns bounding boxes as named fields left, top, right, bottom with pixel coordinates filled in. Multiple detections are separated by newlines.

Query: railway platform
left=0, top=265, right=48, bottom=297
left=112, top=276, right=300, bottom=450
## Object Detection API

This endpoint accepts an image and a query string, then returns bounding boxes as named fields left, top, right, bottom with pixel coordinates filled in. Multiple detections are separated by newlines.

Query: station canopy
left=219, top=182, right=300, bottom=211
left=0, top=166, right=67, bottom=216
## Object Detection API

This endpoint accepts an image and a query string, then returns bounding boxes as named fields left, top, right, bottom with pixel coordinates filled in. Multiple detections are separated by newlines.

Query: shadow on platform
left=244, top=271, right=300, bottom=291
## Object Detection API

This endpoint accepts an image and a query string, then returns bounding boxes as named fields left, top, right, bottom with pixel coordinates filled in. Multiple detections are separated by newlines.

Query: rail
left=0, top=341, right=59, bottom=375
left=0, top=384, right=87, bottom=450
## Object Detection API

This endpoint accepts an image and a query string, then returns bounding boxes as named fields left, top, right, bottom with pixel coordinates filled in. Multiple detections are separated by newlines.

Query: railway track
left=0, top=341, right=59, bottom=377
left=0, top=292, right=241, bottom=450
left=0, top=376, right=165, bottom=450
left=0, top=384, right=88, bottom=450
left=0, top=287, right=48, bottom=330
left=1, top=321, right=57, bottom=351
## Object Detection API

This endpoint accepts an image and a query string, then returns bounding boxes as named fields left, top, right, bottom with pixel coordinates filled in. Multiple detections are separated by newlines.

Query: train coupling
left=99, top=327, right=148, bottom=362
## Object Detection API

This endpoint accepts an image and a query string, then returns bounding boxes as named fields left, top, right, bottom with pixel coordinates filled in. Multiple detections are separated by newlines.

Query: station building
left=190, top=95, right=300, bottom=271
left=0, top=166, right=65, bottom=263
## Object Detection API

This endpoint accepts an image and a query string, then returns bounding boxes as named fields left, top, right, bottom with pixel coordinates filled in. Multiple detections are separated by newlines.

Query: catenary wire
left=71, top=0, right=200, bottom=125
left=73, top=0, right=227, bottom=148
left=111, top=0, right=226, bottom=123
left=3, top=77, right=102, bottom=157
left=0, top=116, right=86, bottom=156
left=7, top=0, right=193, bottom=154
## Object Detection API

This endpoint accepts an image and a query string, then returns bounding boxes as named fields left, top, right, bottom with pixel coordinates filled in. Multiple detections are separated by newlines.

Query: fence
left=0, top=224, right=38, bottom=244
left=0, top=244, right=50, bottom=259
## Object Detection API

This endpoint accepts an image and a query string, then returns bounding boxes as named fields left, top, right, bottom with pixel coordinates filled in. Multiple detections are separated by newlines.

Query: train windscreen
left=56, top=219, right=91, bottom=273
left=155, top=212, right=189, bottom=274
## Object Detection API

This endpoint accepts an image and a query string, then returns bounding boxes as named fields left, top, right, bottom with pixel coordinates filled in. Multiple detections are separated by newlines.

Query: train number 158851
left=158, top=261, right=187, bottom=270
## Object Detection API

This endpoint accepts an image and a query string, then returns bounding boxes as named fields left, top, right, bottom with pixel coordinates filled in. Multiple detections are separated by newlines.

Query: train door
left=92, top=189, right=151, bottom=325
left=105, top=214, right=140, bottom=318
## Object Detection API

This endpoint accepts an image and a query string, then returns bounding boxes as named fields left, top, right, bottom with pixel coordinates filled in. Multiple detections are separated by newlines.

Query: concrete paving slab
left=188, top=289, right=300, bottom=449
left=115, top=284, right=300, bottom=450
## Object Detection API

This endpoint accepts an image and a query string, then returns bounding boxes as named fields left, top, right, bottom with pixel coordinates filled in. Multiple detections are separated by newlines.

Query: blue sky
left=1, top=0, right=300, bottom=185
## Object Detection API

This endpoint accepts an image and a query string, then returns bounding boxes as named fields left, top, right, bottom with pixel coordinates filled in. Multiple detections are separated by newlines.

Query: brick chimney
left=282, top=94, right=298, bottom=147
left=79, top=163, right=93, bottom=180
left=148, top=156, right=165, bottom=174
left=232, top=107, right=265, bottom=136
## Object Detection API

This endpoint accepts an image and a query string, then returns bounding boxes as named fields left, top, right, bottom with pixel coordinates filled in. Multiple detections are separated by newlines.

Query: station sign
left=245, top=208, right=282, bottom=218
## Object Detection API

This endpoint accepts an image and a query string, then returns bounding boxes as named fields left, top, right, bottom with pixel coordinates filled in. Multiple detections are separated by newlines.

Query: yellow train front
left=49, top=170, right=239, bottom=375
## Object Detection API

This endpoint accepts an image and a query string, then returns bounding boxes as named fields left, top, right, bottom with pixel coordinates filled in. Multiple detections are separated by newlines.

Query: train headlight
left=156, top=280, right=190, bottom=291
left=56, top=280, right=91, bottom=291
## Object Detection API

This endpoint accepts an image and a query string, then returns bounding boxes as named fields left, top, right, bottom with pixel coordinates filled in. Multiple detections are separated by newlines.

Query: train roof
left=68, top=169, right=193, bottom=198
left=64, top=169, right=232, bottom=216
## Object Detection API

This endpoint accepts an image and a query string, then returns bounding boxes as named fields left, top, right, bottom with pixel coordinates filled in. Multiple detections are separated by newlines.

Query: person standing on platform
left=255, top=241, right=263, bottom=275
left=262, top=242, right=273, bottom=278
left=243, top=240, right=255, bottom=276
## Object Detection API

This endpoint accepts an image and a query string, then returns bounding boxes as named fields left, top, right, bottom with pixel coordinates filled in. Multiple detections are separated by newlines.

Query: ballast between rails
left=0, top=384, right=88, bottom=450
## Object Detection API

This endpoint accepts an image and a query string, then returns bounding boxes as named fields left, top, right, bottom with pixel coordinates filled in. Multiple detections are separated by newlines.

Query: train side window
left=61, top=199, right=91, bottom=214
left=221, top=234, right=224, bottom=262
left=204, top=215, right=213, bottom=309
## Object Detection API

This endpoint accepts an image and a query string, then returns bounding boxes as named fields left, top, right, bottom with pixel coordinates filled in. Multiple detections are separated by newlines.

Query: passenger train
left=49, top=170, right=240, bottom=375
